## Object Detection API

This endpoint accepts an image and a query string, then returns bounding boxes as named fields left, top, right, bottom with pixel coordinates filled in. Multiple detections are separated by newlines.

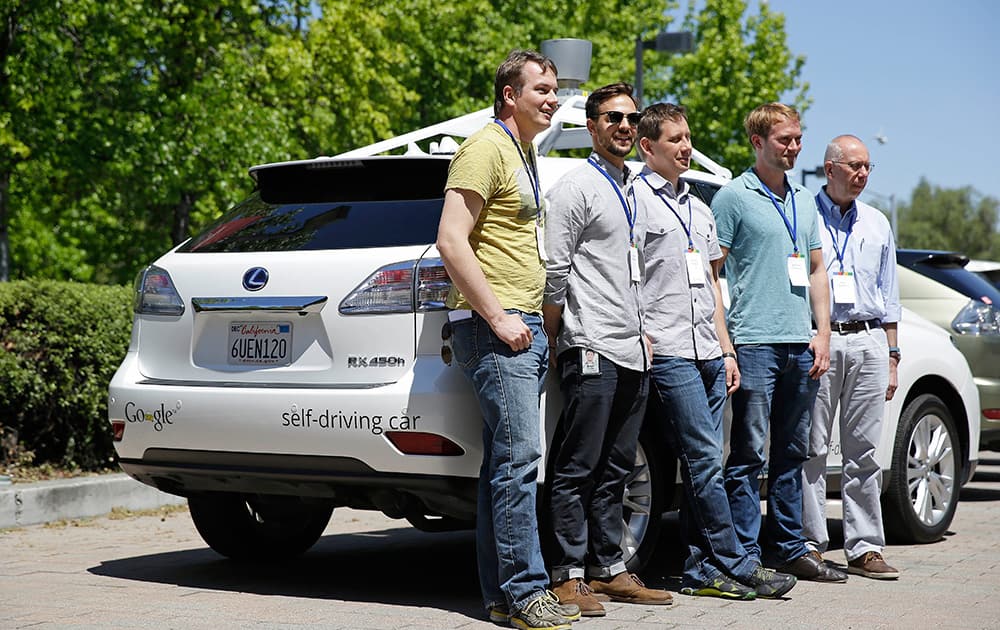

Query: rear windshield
left=178, top=158, right=449, bottom=253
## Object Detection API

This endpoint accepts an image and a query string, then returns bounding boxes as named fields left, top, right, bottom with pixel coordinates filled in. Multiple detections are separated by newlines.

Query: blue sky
left=679, top=0, right=1000, bottom=210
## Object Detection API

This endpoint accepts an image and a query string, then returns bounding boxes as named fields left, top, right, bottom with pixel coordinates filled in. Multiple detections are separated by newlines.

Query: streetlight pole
left=801, top=166, right=825, bottom=187
left=634, top=31, right=694, bottom=107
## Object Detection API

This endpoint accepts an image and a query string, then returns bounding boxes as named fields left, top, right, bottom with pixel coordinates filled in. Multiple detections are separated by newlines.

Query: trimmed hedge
left=0, top=281, right=133, bottom=470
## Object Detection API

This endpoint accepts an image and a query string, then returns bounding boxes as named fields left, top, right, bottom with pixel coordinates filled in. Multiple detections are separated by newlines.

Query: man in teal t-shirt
left=710, top=102, right=845, bottom=583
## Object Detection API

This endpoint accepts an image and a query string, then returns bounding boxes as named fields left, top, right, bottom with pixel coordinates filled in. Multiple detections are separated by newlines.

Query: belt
left=829, top=319, right=881, bottom=334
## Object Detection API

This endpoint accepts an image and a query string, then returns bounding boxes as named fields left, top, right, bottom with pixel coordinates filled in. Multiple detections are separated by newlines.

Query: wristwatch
left=889, top=346, right=901, bottom=362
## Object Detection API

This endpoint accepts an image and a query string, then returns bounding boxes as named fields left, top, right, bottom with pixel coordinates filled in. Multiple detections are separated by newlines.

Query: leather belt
left=829, top=319, right=881, bottom=334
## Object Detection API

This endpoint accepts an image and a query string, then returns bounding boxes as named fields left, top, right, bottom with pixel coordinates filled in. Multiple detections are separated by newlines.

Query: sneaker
left=778, top=551, right=848, bottom=583
left=552, top=578, right=606, bottom=617
left=543, top=591, right=581, bottom=621
left=680, top=577, right=756, bottom=600
left=588, top=572, right=673, bottom=605
left=510, top=592, right=575, bottom=630
left=741, top=564, right=797, bottom=599
left=488, top=604, right=511, bottom=625
left=848, top=551, right=900, bottom=580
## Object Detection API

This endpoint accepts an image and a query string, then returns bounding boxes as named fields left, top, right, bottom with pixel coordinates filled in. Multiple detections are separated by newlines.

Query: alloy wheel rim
left=906, top=412, right=956, bottom=526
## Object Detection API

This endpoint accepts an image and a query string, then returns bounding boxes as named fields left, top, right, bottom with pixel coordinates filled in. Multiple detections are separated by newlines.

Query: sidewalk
left=0, top=473, right=186, bottom=529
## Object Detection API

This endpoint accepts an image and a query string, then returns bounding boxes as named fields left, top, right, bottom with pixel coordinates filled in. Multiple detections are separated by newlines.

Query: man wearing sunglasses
left=802, top=135, right=901, bottom=580
left=543, top=82, right=671, bottom=615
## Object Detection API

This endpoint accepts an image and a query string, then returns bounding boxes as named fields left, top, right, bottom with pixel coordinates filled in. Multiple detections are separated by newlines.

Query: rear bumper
left=119, top=449, right=478, bottom=519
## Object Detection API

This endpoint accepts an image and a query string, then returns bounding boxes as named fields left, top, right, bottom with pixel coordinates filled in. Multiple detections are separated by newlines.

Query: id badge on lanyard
left=685, top=250, right=705, bottom=286
left=787, top=253, right=809, bottom=287
left=629, top=245, right=641, bottom=284
left=832, top=271, right=857, bottom=303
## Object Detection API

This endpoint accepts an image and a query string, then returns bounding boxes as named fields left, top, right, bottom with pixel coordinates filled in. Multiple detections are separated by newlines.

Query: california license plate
left=228, top=321, right=292, bottom=365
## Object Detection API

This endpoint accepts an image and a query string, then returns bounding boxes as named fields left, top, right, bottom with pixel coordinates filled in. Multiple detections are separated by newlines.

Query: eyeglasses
left=831, top=160, right=875, bottom=173
left=593, top=110, right=641, bottom=126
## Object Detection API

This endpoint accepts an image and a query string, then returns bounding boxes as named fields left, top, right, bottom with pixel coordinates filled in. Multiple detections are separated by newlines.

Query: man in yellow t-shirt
left=436, top=50, right=578, bottom=630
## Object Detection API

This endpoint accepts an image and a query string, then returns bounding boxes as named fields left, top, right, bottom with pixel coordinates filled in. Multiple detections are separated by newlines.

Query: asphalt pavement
left=2, top=454, right=1000, bottom=628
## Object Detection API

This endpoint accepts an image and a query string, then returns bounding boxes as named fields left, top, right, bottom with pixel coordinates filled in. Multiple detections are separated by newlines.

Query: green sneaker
left=680, top=577, right=757, bottom=600
left=741, top=564, right=797, bottom=599
left=510, top=592, right=575, bottom=630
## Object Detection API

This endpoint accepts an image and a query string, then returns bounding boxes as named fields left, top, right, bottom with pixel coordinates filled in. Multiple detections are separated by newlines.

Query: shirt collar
left=742, top=167, right=799, bottom=197
left=639, top=166, right=690, bottom=202
left=817, top=186, right=857, bottom=224
left=590, top=152, right=630, bottom=185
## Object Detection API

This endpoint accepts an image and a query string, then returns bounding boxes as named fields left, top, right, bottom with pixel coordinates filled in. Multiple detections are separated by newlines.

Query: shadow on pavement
left=90, top=525, right=485, bottom=619
left=959, top=485, right=1000, bottom=502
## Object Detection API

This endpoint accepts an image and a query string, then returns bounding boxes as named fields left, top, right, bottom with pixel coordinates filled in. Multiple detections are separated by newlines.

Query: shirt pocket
left=853, top=241, right=886, bottom=285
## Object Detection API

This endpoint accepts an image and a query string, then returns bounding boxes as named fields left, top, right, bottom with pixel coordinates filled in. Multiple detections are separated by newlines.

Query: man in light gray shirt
left=543, top=82, right=670, bottom=615
left=635, top=102, right=796, bottom=601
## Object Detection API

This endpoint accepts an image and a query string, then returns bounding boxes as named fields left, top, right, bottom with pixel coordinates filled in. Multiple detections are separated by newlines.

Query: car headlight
left=951, top=298, right=1000, bottom=335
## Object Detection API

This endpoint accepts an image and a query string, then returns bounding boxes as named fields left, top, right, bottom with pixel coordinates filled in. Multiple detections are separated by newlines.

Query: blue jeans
left=725, top=344, right=819, bottom=565
left=450, top=310, right=550, bottom=611
left=650, top=355, right=757, bottom=585
left=549, top=350, right=647, bottom=582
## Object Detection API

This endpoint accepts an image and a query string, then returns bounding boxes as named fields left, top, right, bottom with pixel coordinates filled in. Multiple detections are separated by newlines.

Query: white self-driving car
left=109, top=84, right=980, bottom=568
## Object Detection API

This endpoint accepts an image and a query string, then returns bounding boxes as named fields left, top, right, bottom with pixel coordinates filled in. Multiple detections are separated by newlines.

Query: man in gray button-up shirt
left=636, top=102, right=796, bottom=601
left=543, top=83, right=669, bottom=614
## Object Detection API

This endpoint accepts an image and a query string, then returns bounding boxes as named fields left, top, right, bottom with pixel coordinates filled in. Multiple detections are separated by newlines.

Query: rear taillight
left=339, top=258, right=452, bottom=315
left=133, top=265, right=185, bottom=316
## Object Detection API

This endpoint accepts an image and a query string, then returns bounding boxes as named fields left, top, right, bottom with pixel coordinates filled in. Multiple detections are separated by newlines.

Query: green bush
left=0, top=281, right=133, bottom=470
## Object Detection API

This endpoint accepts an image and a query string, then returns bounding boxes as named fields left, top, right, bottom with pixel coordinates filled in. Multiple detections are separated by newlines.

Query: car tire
left=188, top=493, right=334, bottom=561
left=881, top=393, right=960, bottom=543
left=622, top=428, right=668, bottom=573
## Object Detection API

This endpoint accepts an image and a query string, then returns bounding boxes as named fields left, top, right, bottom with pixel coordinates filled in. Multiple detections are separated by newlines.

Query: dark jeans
left=650, top=355, right=757, bottom=585
left=548, top=350, right=648, bottom=582
left=725, top=343, right=819, bottom=565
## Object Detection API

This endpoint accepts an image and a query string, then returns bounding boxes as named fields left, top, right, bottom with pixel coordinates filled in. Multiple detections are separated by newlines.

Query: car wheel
left=882, top=393, right=960, bottom=543
left=622, top=428, right=667, bottom=572
left=188, top=493, right=333, bottom=561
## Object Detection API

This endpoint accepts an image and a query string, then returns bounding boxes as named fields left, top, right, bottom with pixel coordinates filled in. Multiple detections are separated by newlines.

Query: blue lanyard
left=493, top=119, right=540, bottom=209
left=642, top=174, right=694, bottom=250
left=759, top=175, right=799, bottom=254
left=587, top=157, right=634, bottom=245
left=817, top=194, right=855, bottom=273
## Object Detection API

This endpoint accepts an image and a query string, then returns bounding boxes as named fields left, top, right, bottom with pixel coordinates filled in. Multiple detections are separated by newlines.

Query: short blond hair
left=744, top=103, right=800, bottom=142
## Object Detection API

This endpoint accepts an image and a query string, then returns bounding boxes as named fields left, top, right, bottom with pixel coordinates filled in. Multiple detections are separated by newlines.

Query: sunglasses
left=593, top=110, right=641, bottom=126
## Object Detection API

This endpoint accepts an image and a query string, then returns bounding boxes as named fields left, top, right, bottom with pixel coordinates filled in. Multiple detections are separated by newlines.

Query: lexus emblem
left=242, top=267, right=269, bottom=291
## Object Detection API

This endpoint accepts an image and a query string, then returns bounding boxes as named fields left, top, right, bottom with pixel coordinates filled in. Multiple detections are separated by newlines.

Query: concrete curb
left=0, top=473, right=186, bottom=529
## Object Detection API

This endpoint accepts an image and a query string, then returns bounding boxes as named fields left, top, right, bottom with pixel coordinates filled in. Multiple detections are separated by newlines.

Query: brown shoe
left=552, top=578, right=606, bottom=617
left=848, top=551, right=900, bottom=580
left=779, top=551, right=848, bottom=583
left=588, top=572, right=673, bottom=605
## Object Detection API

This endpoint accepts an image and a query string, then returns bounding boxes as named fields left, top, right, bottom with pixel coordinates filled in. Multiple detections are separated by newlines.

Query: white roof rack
left=334, top=93, right=732, bottom=180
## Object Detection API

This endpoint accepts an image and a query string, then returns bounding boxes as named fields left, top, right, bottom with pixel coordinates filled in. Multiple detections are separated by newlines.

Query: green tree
left=897, top=178, right=1000, bottom=258
left=662, top=0, right=810, bottom=172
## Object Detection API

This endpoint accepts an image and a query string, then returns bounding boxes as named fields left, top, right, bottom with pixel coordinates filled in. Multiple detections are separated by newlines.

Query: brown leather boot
left=588, top=572, right=673, bottom=605
left=551, top=578, right=606, bottom=617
